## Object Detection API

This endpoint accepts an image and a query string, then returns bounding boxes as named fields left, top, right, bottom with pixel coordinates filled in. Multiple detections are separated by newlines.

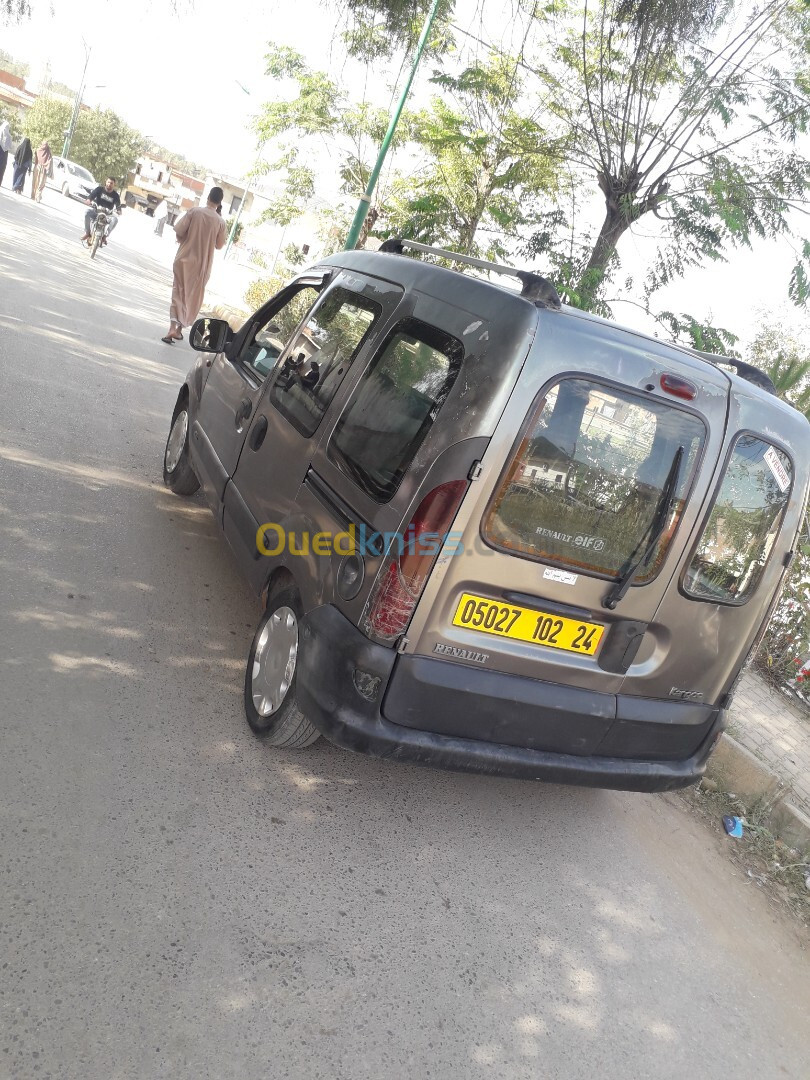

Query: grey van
left=162, top=240, right=810, bottom=791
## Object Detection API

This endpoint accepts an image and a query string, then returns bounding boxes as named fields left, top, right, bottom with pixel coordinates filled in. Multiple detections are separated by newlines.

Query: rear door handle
left=248, top=415, right=268, bottom=451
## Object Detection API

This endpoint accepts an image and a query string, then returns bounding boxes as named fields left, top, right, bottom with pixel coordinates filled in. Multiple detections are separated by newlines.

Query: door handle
left=235, top=398, right=252, bottom=426
left=248, top=415, right=268, bottom=451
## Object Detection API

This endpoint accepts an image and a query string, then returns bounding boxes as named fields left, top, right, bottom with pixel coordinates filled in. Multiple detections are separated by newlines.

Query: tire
left=244, top=588, right=320, bottom=747
left=62, top=183, right=70, bottom=197
left=89, top=229, right=101, bottom=259
left=162, top=405, right=200, bottom=496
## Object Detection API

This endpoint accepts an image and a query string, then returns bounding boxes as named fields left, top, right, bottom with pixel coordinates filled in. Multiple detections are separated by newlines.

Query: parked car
left=45, top=156, right=96, bottom=201
left=161, top=239, right=810, bottom=791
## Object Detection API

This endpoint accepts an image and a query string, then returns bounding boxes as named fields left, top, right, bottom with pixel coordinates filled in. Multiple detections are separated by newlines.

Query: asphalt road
left=1, top=185, right=808, bottom=1080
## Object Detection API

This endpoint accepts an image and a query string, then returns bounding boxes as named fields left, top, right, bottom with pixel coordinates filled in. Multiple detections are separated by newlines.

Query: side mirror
left=190, top=317, right=233, bottom=354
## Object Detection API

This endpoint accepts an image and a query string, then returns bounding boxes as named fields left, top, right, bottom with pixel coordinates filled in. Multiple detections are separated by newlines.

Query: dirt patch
left=680, top=782, right=810, bottom=936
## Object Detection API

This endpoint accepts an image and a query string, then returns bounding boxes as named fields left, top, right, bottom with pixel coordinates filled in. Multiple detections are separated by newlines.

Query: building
left=0, top=70, right=36, bottom=132
left=124, top=155, right=205, bottom=218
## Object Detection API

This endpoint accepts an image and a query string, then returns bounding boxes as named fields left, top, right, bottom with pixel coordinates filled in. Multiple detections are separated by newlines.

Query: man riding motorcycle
left=81, top=177, right=122, bottom=247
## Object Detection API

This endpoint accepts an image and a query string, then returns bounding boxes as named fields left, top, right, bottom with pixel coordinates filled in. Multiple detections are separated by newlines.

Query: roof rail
left=378, top=237, right=561, bottom=310
left=691, top=349, right=777, bottom=395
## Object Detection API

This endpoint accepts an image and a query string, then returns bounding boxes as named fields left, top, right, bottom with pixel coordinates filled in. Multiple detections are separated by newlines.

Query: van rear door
left=404, top=310, right=730, bottom=711
left=618, top=385, right=808, bottom=709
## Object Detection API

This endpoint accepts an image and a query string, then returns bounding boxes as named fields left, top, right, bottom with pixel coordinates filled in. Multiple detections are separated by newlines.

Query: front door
left=191, top=275, right=326, bottom=512
left=223, top=271, right=404, bottom=589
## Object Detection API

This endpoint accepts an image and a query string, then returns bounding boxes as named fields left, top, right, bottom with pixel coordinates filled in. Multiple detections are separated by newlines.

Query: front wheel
left=89, top=229, right=102, bottom=259
left=62, top=183, right=70, bottom=197
left=244, top=589, right=320, bottom=747
left=163, top=406, right=200, bottom=495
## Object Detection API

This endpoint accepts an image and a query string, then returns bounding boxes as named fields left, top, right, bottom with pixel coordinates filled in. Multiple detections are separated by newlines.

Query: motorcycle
left=84, top=193, right=114, bottom=259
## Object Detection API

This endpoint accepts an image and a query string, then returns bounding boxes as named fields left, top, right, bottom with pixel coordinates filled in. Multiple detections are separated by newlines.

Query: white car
left=46, top=156, right=97, bottom=201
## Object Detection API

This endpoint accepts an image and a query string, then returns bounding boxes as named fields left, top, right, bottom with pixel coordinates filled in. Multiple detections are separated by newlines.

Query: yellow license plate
left=452, top=592, right=604, bottom=655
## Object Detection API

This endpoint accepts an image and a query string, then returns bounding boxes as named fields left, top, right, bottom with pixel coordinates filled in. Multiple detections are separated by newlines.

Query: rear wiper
left=602, top=445, right=685, bottom=610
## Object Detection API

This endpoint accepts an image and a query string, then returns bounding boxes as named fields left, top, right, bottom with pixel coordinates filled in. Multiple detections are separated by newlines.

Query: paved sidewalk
left=727, top=669, right=810, bottom=817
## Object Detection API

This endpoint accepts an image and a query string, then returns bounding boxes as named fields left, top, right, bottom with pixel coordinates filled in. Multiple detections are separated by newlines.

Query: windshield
left=483, top=378, right=706, bottom=581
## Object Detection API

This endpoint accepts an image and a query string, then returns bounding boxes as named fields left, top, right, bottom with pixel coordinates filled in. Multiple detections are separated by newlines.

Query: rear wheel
left=244, top=589, right=320, bottom=747
left=163, top=406, right=200, bottom=496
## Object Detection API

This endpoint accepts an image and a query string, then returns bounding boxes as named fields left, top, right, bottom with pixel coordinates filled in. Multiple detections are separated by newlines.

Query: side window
left=328, top=318, right=462, bottom=503
left=268, top=286, right=380, bottom=437
left=239, top=284, right=321, bottom=380
left=683, top=435, right=793, bottom=604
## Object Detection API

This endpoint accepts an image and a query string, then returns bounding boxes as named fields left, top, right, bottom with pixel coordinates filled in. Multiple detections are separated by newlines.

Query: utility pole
left=224, top=81, right=257, bottom=260
left=62, top=42, right=90, bottom=160
left=343, top=0, right=441, bottom=251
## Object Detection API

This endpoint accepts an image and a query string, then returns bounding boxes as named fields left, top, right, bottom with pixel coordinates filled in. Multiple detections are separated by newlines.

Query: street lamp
left=62, top=41, right=90, bottom=160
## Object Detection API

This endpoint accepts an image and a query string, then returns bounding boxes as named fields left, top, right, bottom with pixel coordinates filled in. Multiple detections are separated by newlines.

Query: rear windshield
left=329, top=318, right=462, bottom=502
left=483, top=378, right=705, bottom=581
left=683, top=435, right=793, bottom=604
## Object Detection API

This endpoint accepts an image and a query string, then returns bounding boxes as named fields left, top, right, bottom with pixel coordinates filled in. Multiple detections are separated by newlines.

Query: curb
left=705, top=733, right=810, bottom=854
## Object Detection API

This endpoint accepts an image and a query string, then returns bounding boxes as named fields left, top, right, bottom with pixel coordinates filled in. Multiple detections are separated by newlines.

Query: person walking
left=162, top=186, right=226, bottom=344
left=30, top=140, right=53, bottom=202
left=0, top=120, right=12, bottom=188
left=11, top=137, right=33, bottom=194
left=153, top=198, right=169, bottom=237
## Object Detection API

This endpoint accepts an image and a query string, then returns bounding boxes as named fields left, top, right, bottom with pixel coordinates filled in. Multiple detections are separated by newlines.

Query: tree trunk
left=356, top=206, right=379, bottom=250
left=575, top=207, right=630, bottom=311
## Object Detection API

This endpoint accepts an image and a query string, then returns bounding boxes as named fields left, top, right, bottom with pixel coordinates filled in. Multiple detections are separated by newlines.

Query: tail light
left=363, top=480, right=468, bottom=644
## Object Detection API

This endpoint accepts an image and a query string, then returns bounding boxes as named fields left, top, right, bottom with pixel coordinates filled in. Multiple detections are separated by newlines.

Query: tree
left=386, top=57, right=560, bottom=257
left=749, top=323, right=810, bottom=418
left=24, top=98, right=141, bottom=182
left=253, top=45, right=418, bottom=240
left=0, top=47, right=28, bottom=76
left=72, top=108, right=142, bottom=184
left=254, top=44, right=560, bottom=257
left=520, top=0, right=810, bottom=312
left=1, top=3, right=30, bottom=25
left=23, top=96, right=71, bottom=152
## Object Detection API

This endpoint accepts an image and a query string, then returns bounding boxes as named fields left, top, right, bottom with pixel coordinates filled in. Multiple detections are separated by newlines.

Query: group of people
left=1, top=117, right=229, bottom=345
left=0, top=123, right=54, bottom=201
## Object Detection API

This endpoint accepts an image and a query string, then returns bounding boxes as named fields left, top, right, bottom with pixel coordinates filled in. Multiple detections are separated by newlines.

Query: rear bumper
left=296, top=605, right=725, bottom=792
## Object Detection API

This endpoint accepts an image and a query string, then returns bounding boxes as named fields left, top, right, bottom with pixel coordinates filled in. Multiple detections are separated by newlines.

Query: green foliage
left=0, top=47, right=28, bottom=75
left=255, top=45, right=559, bottom=256
left=282, top=243, right=307, bottom=267
left=226, top=218, right=243, bottom=245
left=656, top=312, right=739, bottom=355
left=253, top=46, right=414, bottom=237
left=384, top=57, right=561, bottom=255
left=749, top=324, right=810, bottom=419
left=245, top=272, right=289, bottom=312
left=23, top=98, right=141, bottom=182
left=0, top=100, right=23, bottom=140
left=754, top=516, right=810, bottom=695
left=334, top=0, right=456, bottom=61
left=522, top=0, right=810, bottom=313
left=72, top=108, right=142, bottom=185
left=23, top=97, right=71, bottom=152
